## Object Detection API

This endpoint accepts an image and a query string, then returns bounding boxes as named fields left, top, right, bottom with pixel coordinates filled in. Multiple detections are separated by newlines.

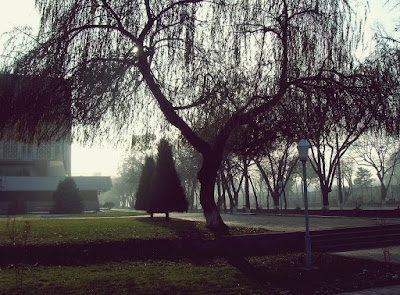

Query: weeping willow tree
left=3, top=0, right=377, bottom=233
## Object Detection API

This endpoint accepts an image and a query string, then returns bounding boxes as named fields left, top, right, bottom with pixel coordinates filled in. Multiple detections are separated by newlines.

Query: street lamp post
left=336, top=132, right=344, bottom=210
left=297, top=139, right=311, bottom=269
left=278, top=180, right=283, bottom=211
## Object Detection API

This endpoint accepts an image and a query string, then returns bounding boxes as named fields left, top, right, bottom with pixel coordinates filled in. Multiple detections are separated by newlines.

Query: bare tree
left=353, top=132, right=400, bottom=204
left=280, top=39, right=400, bottom=209
left=308, top=132, right=366, bottom=210
left=220, top=157, right=244, bottom=213
left=111, top=177, right=134, bottom=208
left=254, top=140, right=298, bottom=211
left=174, top=144, right=201, bottom=211
left=341, top=156, right=356, bottom=203
left=118, top=153, right=143, bottom=207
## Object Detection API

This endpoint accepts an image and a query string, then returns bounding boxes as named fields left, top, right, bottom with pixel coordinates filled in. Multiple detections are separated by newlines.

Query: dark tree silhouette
left=5, top=0, right=398, bottom=233
left=52, top=178, right=83, bottom=214
left=149, top=139, right=188, bottom=219
left=134, top=156, right=156, bottom=213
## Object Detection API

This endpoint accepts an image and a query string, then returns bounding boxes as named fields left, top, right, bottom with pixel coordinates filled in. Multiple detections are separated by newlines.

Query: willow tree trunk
left=138, top=58, right=227, bottom=234
left=197, top=153, right=228, bottom=234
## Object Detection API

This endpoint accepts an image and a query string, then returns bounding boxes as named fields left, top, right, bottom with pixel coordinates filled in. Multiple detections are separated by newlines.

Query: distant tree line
left=103, top=129, right=400, bottom=213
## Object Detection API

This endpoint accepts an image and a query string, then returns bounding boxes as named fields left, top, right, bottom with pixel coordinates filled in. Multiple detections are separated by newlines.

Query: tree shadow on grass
left=225, top=252, right=400, bottom=295
left=224, top=252, right=308, bottom=294
left=135, top=216, right=226, bottom=266
left=136, top=216, right=316, bottom=293
left=218, top=230, right=316, bottom=294
left=135, top=216, right=214, bottom=240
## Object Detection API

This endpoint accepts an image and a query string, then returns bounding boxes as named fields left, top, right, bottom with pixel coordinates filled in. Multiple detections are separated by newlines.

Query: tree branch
left=155, top=0, right=204, bottom=21
left=99, top=0, right=139, bottom=42
left=235, top=24, right=280, bottom=36
left=65, top=24, right=138, bottom=44
left=173, top=97, right=206, bottom=110
left=139, top=0, right=203, bottom=43
left=145, top=0, right=153, bottom=20
left=137, top=56, right=210, bottom=155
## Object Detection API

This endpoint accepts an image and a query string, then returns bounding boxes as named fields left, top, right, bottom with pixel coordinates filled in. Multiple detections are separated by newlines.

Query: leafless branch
left=173, top=97, right=206, bottom=110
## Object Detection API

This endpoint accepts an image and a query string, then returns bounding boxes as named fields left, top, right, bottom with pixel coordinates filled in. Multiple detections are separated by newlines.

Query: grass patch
left=0, top=210, right=146, bottom=219
left=1, top=254, right=400, bottom=294
left=247, top=253, right=400, bottom=293
left=0, top=259, right=246, bottom=295
left=0, top=217, right=173, bottom=245
left=0, top=217, right=270, bottom=246
left=1, top=215, right=400, bottom=294
left=61, top=210, right=147, bottom=218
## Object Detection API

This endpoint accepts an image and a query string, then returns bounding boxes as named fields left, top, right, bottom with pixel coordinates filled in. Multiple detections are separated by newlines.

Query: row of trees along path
left=2, top=1, right=399, bottom=233
left=135, top=139, right=188, bottom=219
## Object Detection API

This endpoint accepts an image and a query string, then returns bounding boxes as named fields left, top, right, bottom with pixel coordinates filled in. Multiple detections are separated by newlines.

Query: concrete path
left=171, top=212, right=400, bottom=262
left=170, top=212, right=400, bottom=232
left=338, top=285, right=400, bottom=295
left=171, top=212, right=400, bottom=295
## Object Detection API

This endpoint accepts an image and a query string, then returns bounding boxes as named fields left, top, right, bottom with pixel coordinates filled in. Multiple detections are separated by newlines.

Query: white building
left=0, top=74, right=112, bottom=213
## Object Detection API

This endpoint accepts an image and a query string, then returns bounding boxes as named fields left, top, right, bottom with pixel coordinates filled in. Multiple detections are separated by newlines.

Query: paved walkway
left=171, top=212, right=400, bottom=232
left=338, top=285, right=400, bottom=295
left=171, top=212, right=400, bottom=262
left=171, top=212, right=400, bottom=295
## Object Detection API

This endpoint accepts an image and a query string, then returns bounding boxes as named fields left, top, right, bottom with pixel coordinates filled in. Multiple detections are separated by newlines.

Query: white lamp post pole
left=297, top=139, right=311, bottom=269
left=278, top=180, right=283, bottom=211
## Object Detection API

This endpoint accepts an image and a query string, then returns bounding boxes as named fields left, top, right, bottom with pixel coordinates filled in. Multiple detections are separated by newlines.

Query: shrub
left=103, top=202, right=115, bottom=210
left=52, top=178, right=84, bottom=214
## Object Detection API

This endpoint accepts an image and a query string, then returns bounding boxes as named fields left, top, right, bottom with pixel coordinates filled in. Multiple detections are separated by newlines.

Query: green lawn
left=62, top=210, right=147, bottom=218
left=1, top=253, right=400, bottom=295
left=0, top=210, right=145, bottom=219
left=0, top=214, right=269, bottom=246
left=0, top=260, right=251, bottom=295
left=0, top=217, right=201, bottom=245
left=1, top=214, right=400, bottom=295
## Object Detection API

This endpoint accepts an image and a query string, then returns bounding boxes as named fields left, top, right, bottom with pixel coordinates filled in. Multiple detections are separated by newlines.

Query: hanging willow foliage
left=2, top=0, right=398, bottom=231
left=2, top=0, right=381, bottom=144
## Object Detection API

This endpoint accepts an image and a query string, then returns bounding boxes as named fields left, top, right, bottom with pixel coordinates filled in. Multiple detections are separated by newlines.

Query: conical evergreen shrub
left=134, top=156, right=156, bottom=211
left=149, top=139, right=188, bottom=219
left=52, top=178, right=83, bottom=214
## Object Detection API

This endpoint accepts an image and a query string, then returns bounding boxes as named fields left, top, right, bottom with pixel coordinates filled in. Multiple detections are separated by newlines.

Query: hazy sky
left=0, top=0, right=399, bottom=177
